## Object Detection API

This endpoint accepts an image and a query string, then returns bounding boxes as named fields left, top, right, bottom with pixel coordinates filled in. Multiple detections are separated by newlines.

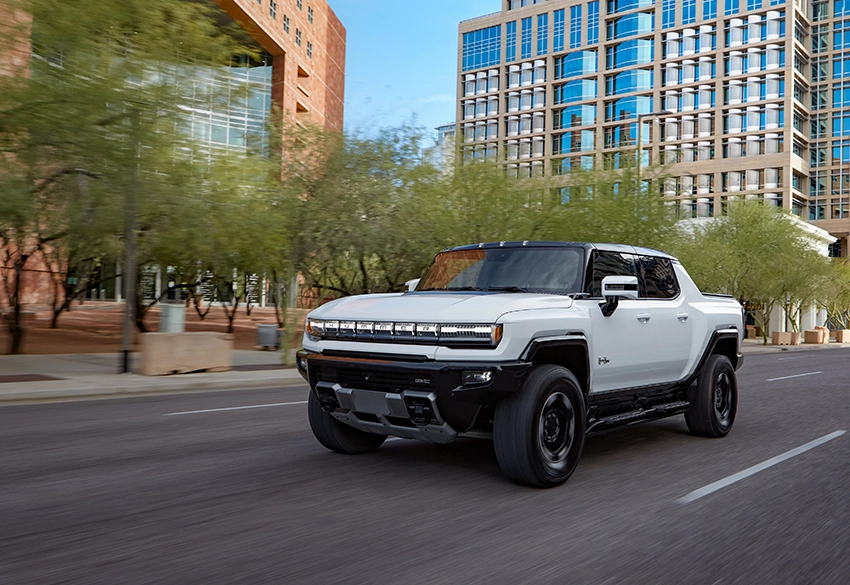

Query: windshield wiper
left=487, top=286, right=529, bottom=293
left=444, top=286, right=483, bottom=291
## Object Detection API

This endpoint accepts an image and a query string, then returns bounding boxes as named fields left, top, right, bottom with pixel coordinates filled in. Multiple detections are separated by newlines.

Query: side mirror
left=599, top=275, right=639, bottom=317
left=601, top=276, right=639, bottom=300
left=405, top=278, right=421, bottom=292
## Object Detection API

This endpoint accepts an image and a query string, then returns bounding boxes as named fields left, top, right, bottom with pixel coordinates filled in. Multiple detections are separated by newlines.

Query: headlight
left=305, top=318, right=324, bottom=340
left=303, top=320, right=503, bottom=348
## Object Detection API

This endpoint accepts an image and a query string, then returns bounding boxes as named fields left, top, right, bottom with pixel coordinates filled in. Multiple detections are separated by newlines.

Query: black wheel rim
left=714, top=372, right=732, bottom=422
left=537, top=392, right=575, bottom=471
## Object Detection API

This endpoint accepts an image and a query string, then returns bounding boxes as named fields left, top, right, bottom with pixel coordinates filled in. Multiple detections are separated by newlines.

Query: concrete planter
left=804, top=329, right=828, bottom=344
left=835, top=330, right=850, bottom=343
left=772, top=331, right=801, bottom=346
left=139, top=332, right=233, bottom=375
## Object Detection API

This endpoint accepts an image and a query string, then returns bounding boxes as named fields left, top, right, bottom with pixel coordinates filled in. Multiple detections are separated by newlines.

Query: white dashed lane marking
left=166, top=401, right=307, bottom=416
left=766, top=371, right=822, bottom=382
left=677, top=430, right=846, bottom=504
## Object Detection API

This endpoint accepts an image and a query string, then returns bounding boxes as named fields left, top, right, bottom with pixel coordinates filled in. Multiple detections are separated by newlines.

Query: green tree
left=281, top=123, right=445, bottom=297
left=670, top=200, right=825, bottom=343
left=0, top=0, right=264, bottom=351
left=537, top=163, right=678, bottom=250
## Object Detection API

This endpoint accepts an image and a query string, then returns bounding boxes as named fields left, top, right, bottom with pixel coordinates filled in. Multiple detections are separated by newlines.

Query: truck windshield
left=416, top=247, right=584, bottom=294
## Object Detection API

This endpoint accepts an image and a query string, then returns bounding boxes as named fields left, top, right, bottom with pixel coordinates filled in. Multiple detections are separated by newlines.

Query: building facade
left=215, top=0, right=346, bottom=133
left=458, top=0, right=849, bottom=255
left=0, top=0, right=346, bottom=307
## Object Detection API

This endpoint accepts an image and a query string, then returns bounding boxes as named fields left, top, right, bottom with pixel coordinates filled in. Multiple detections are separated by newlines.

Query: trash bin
left=159, top=302, right=186, bottom=333
left=256, top=323, right=281, bottom=349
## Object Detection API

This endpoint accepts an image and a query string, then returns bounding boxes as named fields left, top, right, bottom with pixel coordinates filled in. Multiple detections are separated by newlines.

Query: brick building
left=0, top=0, right=346, bottom=307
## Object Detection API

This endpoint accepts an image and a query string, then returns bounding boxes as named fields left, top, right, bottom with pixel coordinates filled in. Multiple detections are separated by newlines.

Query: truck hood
left=309, top=291, right=574, bottom=323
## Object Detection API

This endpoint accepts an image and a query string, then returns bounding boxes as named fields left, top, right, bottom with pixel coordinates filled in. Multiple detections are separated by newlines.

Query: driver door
left=584, top=250, right=653, bottom=394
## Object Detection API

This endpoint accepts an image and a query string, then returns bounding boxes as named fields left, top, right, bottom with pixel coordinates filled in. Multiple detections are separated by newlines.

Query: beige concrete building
left=458, top=0, right=848, bottom=256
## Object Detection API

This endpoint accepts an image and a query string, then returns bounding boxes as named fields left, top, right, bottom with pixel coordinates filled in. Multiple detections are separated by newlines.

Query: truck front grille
left=315, top=366, right=414, bottom=393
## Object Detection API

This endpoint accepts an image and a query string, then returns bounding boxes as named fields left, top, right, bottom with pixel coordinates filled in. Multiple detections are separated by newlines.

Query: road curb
left=0, top=376, right=306, bottom=406
left=741, top=342, right=850, bottom=355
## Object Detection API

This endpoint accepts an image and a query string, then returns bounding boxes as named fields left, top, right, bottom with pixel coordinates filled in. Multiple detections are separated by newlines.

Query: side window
left=586, top=251, right=637, bottom=297
left=638, top=256, right=680, bottom=299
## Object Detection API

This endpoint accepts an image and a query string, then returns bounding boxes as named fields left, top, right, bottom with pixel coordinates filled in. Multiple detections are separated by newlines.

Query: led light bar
left=306, top=319, right=503, bottom=347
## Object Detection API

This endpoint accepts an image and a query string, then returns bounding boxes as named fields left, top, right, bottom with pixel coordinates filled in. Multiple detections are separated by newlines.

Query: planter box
left=835, top=330, right=850, bottom=343
left=139, top=332, right=233, bottom=375
left=804, top=329, right=828, bottom=344
left=772, top=331, right=801, bottom=346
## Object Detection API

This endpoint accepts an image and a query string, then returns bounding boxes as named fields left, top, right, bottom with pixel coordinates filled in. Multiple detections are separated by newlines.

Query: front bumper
left=297, top=349, right=531, bottom=442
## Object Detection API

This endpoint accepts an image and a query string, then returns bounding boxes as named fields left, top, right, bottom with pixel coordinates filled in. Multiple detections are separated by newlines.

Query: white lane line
left=776, top=357, right=800, bottom=361
left=165, top=401, right=307, bottom=416
left=677, top=430, right=846, bottom=504
left=766, top=371, right=822, bottom=382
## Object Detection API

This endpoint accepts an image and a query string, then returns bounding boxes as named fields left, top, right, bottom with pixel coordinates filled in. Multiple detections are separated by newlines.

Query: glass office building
left=458, top=0, right=849, bottom=255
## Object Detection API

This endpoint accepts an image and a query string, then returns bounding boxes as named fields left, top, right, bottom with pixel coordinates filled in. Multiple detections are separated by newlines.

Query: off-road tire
left=494, top=365, right=586, bottom=488
left=308, top=391, right=387, bottom=454
left=685, top=354, right=737, bottom=438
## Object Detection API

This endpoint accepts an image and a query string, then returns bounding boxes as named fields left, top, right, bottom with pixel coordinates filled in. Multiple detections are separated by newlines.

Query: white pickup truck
left=296, top=242, right=744, bottom=488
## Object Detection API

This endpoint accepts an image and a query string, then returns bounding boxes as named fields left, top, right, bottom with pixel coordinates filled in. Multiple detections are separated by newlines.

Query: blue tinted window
left=554, top=9, right=565, bottom=52
left=462, top=25, right=502, bottom=71
left=608, top=13, right=655, bottom=40
left=554, top=156, right=595, bottom=175
left=552, top=130, right=596, bottom=155
left=747, top=0, right=762, bottom=9
left=725, top=0, right=739, bottom=15
left=840, top=0, right=850, bottom=17
left=553, top=105, right=597, bottom=129
left=554, top=79, right=598, bottom=104
left=663, top=0, right=675, bottom=28
left=604, top=95, right=653, bottom=122
left=836, top=55, right=850, bottom=77
left=683, top=0, right=696, bottom=23
left=506, top=21, right=517, bottom=63
left=606, top=40, right=654, bottom=69
left=608, top=0, right=655, bottom=13
left=588, top=2, right=600, bottom=44
left=704, top=0, right=717, bottom=18
left=606, top=69, right=653, bottom=95
left=538, top=13, right=549, bottom=55
left=554, top=51, right=598, bottom=79
left=570, top=6, right=582, bottom=49
left=769, top=0, right=783, bottom=4
left=521, top=17, right=532, bottom=59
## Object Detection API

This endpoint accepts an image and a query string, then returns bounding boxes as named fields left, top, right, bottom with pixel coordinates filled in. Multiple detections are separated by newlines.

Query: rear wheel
left=308, top=391, right=387, bottom=454
left=494, top=365, right=586, bottom=488
left=685, top=354, right=737, bottom=438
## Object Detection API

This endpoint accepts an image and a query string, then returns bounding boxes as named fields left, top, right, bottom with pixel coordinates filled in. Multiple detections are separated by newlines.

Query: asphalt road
left=1, top=350, right=849, bottom=585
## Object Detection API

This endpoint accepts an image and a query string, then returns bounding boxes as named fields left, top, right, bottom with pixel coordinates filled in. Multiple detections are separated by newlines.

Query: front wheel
left=494, top=365, right=586, bottom=488
left=308, top=391, right=387, bottom=454
left=685, top=354, right=738, bottom=438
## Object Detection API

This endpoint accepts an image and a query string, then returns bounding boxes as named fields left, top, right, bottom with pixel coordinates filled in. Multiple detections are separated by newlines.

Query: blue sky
left=329, top=0, right=499, bottom=140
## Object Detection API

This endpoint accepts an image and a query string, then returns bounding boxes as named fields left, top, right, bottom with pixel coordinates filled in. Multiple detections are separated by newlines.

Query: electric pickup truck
left=296, top=242, right=744, bottom=488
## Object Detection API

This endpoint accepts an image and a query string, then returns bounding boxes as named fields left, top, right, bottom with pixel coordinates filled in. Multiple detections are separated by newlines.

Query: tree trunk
left=192, top=293, right=211, bottom=320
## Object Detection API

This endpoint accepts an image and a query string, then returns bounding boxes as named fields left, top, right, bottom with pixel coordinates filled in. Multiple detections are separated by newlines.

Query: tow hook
left=315, top=382, right=340, bottom=412
left=405, top=397, right=434, bottom=425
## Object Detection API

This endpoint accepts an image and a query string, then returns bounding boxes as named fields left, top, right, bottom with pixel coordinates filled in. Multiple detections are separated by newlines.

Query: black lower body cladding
left=297, top=350, right=533, bottom=433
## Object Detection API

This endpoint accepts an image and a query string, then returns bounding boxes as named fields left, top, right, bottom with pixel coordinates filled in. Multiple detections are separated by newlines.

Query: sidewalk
left=1, top=340, right=849, bottom=405
left=0, top=350, right=303, bottom=404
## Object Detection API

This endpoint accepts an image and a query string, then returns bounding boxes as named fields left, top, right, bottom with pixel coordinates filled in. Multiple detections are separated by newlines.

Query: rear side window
left=586, top=251, right=637, bottom=297
left=638, top=256, right=679, bottom=299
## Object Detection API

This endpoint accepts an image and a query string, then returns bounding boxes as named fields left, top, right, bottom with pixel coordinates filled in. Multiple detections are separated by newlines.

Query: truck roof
left=444, top=241, right=677, bottom=261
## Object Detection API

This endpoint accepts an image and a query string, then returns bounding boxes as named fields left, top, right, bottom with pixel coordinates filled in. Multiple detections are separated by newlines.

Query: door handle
left=677, top=312, right=689, bottom=322
left=637, top=313, right=651, bottom=323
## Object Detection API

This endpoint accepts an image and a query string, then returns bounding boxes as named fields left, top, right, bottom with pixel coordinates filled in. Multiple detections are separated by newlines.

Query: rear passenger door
left=636, top=255, right=693, bottom=383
